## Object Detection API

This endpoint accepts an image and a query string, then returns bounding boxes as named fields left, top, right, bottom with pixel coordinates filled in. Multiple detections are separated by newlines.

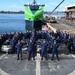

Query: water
left=0, top=13, right=65, bottom=34
left=44, top=13, right=65, bottom=18
left=0, top=14, right=25, bottom=34
left=51, top=13, right=65, bottom=18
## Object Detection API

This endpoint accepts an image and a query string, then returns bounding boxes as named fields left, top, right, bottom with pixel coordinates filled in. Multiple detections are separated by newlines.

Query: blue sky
left=0, top=0, right=75, bottom=11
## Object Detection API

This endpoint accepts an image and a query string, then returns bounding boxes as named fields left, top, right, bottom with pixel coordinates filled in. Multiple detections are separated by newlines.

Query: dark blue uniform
left=28, top=41, right=35, bottom=60
left=63, top=34, right=67, bottom=44
left=48, top=41, right=52, bottom=53
left=50, top=37, right=55, bottom=47
left=51, top=43, right=59, bottom=60
left=11, top=39, right=16, bottom=53
left=73, top=41, right=75, bottom=53
left=56, top=37, right=61, bottom=44
left=42, top=32, right=46, bottom=39
left=41, top=42, right=48, bottom=60
left=16, top=43, right=23, bottom=60
left=4, top=33, right=8, bottom=40
left=32, top=38, right=37, bottom=56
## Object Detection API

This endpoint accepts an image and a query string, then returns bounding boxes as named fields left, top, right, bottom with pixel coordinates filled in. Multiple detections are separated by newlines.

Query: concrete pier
left=47, top=20, right=75, bottom=34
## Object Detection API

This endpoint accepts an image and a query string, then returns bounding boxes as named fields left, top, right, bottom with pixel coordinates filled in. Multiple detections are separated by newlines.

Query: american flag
left=42, top=26, right=48, bottom=31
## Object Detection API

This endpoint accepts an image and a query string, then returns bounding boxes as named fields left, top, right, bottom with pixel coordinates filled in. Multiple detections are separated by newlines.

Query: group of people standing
left=0, top=30, right=75, bottom=61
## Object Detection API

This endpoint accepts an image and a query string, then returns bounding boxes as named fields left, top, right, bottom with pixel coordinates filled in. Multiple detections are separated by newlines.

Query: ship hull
left=25, top=20, right=43, bottom=31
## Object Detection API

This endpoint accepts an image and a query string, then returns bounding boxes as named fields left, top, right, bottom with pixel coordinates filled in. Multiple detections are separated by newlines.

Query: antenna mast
left=33, top=0, right=36, bottom=4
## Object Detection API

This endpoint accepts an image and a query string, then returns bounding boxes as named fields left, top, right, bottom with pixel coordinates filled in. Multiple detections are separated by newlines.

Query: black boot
left=51, top=58, right=53, bottom=61
left=41, top=57, right=43, bottom=60
left=33, top=58, right=35, bottom=60
left=28, top=58, right=30, bottom=61
left=17, top=58, right=19, bottom=60
left=21, top=58, right=23, bottom=60
left=57, top=58, right=60, bottom=61
left=45, top=58, right=48, bottom=61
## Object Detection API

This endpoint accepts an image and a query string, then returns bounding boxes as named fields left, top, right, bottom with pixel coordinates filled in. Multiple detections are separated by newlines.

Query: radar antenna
left=33, top=0, right=36, bottom=4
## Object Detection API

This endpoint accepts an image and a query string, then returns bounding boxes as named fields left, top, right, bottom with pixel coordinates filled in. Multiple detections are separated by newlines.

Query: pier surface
left=47, top=20, right=75, bottom=34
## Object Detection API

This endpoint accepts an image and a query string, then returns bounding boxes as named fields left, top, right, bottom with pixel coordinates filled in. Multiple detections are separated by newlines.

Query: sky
left=0, top=0, right=75, bottom=12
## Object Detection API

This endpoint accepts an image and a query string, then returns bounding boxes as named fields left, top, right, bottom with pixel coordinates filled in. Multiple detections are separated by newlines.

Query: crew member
left=41, top=39, right=48, bottom=60
left=16, top=40, right=23, bottom=60
left=11, top=38, right=16, bottom=53
left=51, top=40, right=59, bottom=61
left=27, top=39, right=35, bottom=60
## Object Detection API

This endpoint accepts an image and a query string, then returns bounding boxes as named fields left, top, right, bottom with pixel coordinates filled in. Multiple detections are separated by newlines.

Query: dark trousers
left=73, top=46, right=75, bottom=53
left=52, top=50, right=59, bottom=59
left=28, top=50, right=35, bottom=60
left=41, top=51, right=47, bottom=60
left=68, top=45, right=71, bottom=53
left=34, top=46, right=37, bottom=56
left=0, top=47, right=1, bottom=52
left=17, top=52, right=22, bottom=59
left=11, top=46, right=15, bottom=53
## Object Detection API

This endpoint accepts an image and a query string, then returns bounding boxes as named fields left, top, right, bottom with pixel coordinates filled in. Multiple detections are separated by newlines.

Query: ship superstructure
left=24, top=0, right=45, bottom=31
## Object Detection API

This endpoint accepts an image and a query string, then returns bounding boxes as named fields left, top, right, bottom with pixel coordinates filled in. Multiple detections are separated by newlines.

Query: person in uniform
left=67, top=36, right=73, bottom=53
left=42, top=31, right=46, bottom=39
left=32, top=37, right=37, bottom=56
left=0, top=35, right=2, bottom=52
left=16, top=40, right=23, bottom=60
left=3, top=32, right=8, bottom=41
left=8, top=32, right=13, bottom=40
left=51, top=40, right=59, bottom=61
left=27, top=39, right=35, bottom=60
left=56, top=36, right=61, bottom=45
left=48, top=40, right=52, bottom=53
left=11, top=37, right=16, bottom=53
left=63, top=33, right=68, bottom=44
left=73, top=41, right=75, bottom=53
left=41, top=39, right=48, bottom=60
left=50, top=36, right=55, bottom=46
left=19, top=32, right=23, bottom=40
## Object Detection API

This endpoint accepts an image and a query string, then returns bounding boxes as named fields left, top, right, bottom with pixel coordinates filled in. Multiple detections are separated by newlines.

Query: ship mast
left=33, top=0, right=36, bottom=4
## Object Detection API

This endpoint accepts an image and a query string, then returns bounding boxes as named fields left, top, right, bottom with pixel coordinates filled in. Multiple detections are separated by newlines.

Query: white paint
left=0, top=68, right=10, bottom=75
left=70, top=54, right=75, bottom=58
left=36, top=54, right=41, bottom=75
left=0, top=54, right=7, bottom=60
left=4, top=56, right=9, bottom=59
left=68, top=70, right=75, bottom=75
